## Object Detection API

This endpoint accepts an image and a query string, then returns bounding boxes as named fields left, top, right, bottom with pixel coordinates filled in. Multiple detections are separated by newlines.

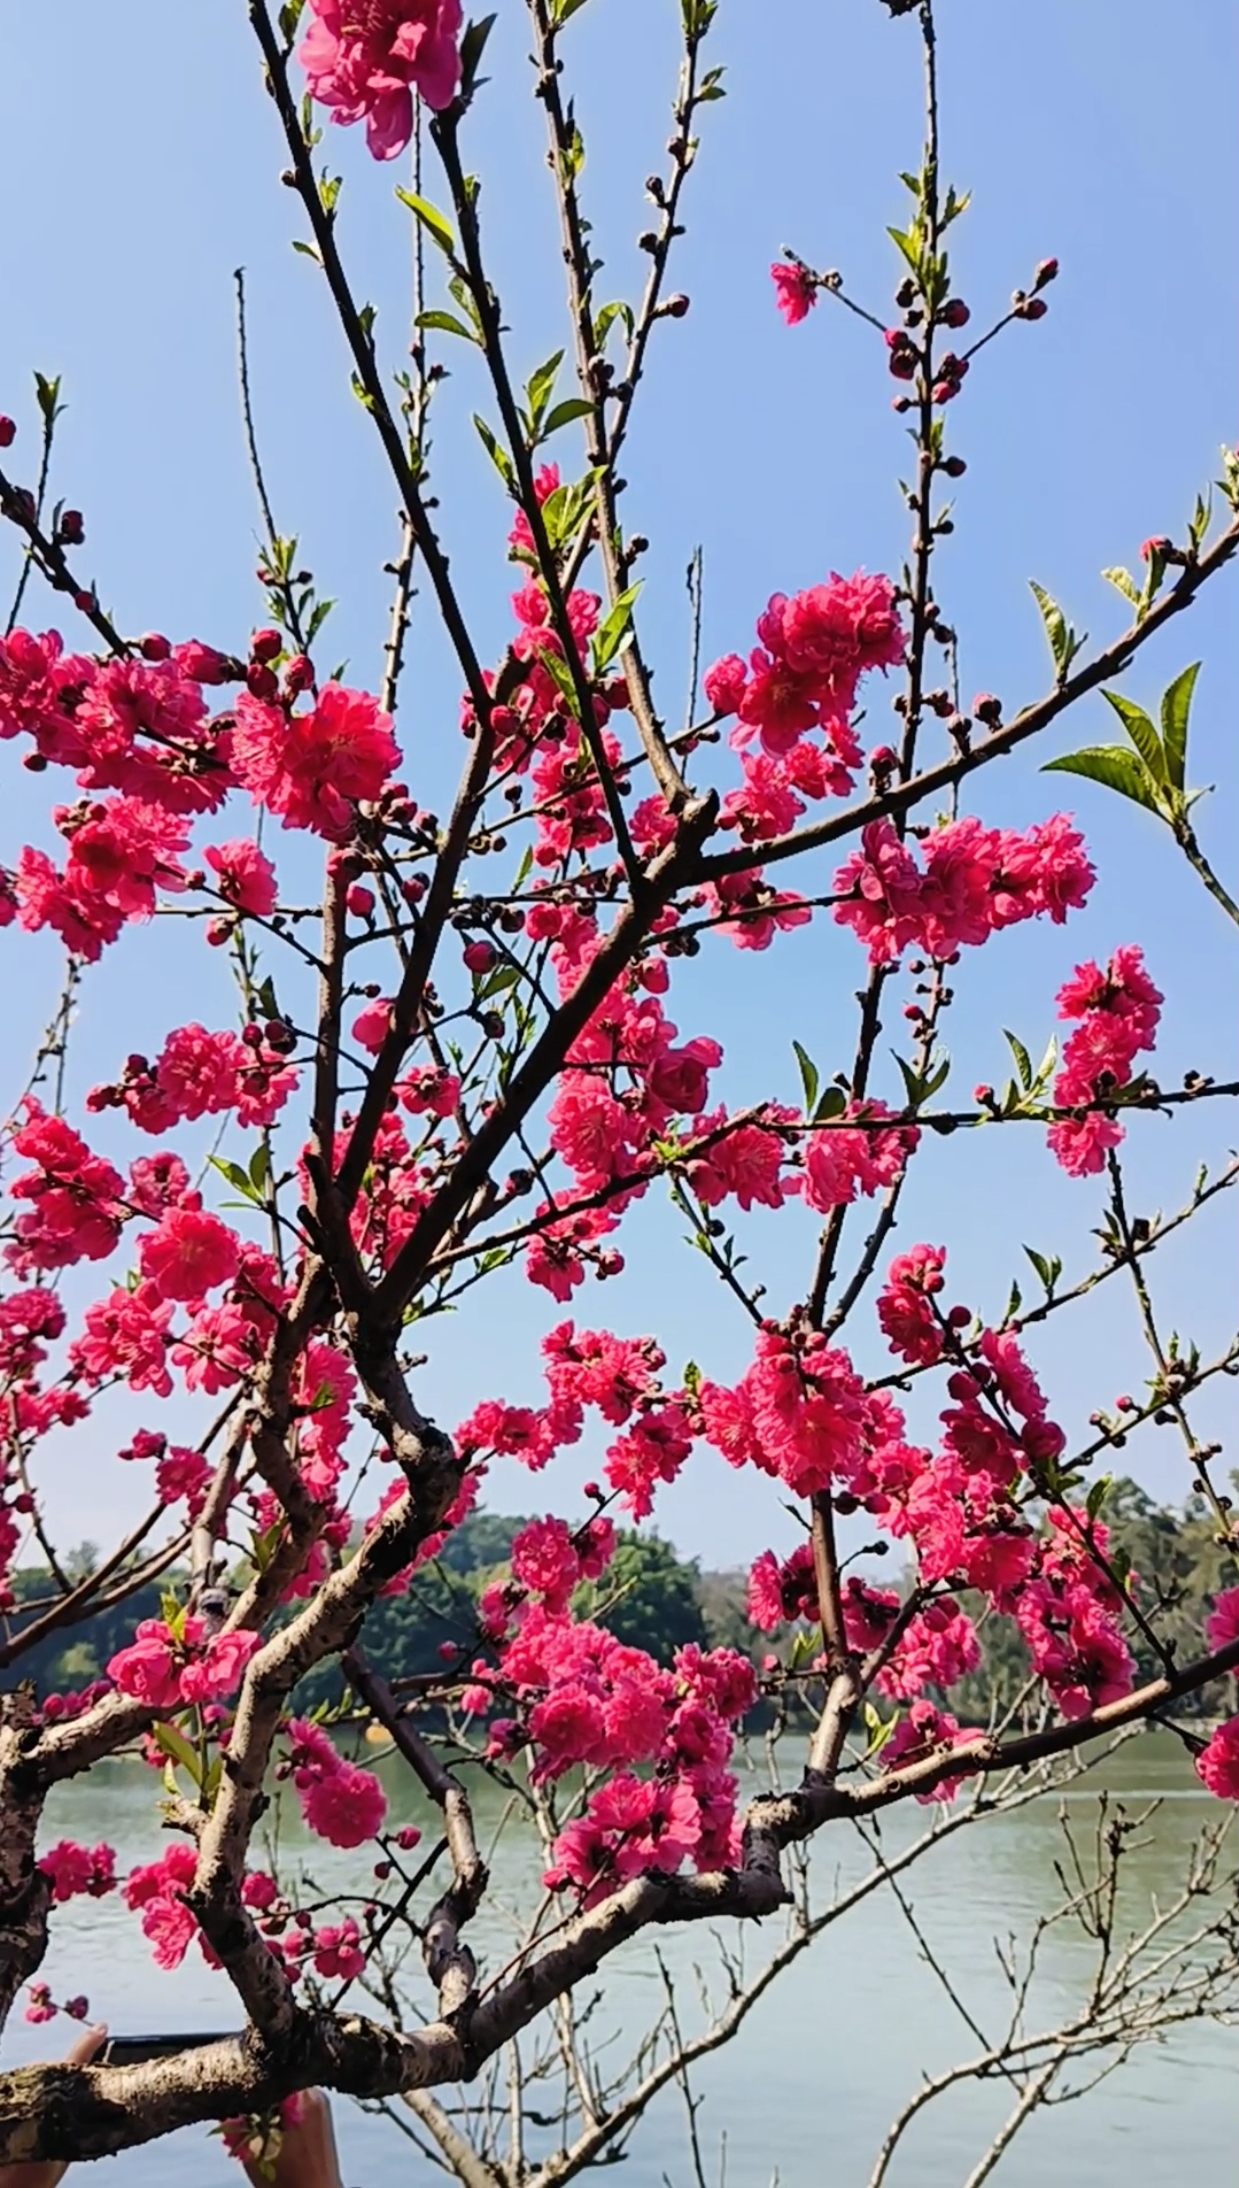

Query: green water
left=6, top=1732, right=1234, bottom=2184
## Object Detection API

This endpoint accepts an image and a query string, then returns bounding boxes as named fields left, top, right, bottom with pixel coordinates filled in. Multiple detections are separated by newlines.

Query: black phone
left=102, top=2032, right=242, bottom=2067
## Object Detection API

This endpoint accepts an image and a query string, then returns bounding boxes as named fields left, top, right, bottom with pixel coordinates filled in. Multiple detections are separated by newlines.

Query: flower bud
left=463, top=939, right=497, bottom=975
left=250, top=627, right=283, bottom=663
left=0, top=417, right=15, bottom=448
left=284, top=653, right=314, bottom=696
left=140, top=631, right=172, bottom=661
left=1017, top=297, right=1048, bottom=320
left=939, top=298, right=970, bottom=328
left=941, top=454, right=967, bottom=477
left=1033, top=257, right=1059, bottom=290
left=972, top=692, right=1002, bottom=725
left=246, top=661, right=279, bottom=701
left=347, top=884, right=374, bottom=918
left=58, top=510, right=85, bottom=545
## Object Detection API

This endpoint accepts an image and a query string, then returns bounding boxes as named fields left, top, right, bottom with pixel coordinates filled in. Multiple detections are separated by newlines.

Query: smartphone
left=102, top=2032, right=241, bottom=2067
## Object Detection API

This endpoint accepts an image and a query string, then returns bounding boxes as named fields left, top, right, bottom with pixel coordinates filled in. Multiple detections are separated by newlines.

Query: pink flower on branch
left=300, top=0, right=464, bottom=161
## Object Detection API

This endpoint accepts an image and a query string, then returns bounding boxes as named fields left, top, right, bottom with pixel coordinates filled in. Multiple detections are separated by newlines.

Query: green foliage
left=1044, top=663, right=1205, bottom=829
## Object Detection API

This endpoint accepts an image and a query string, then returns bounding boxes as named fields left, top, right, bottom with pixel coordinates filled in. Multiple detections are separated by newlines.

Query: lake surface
left=8, top=1733, right=1235, bottom=2185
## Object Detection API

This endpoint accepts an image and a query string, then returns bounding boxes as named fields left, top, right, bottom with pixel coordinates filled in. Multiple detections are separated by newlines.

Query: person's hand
left=240, top=2088, right=343, bottom=2188
left=0, top=2023, right=107, bottom=2188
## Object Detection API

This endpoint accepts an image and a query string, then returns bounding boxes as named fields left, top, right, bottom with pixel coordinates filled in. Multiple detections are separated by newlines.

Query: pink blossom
left=139, top=1207, right=241, bottom=1304
left=703, top=654, right=749, bottom=716
left=5, top=1102, right=125, bottom=1275
left=178, top=1628, right=261, bottom=1705
left=39, top=1839, right=117, bottom=1903
left=1206, top=1587, right=1239, bottom=1653
left=312, top=1916, right=366, bottom=1981
left=287, top=1718, right=388, bottom=1846
left=204, top=839, right=278, bottom=917
left=300, top=0, right=463, bottom=159
left=877, top=1244, right=947, bottom=1365
left=25, top=1983, right=57, bottom=2025
left=107, top=1619, right=184, bottom=1711
left=770, top=263, right=818, bottom=326
left=231, top=683, right=399, bottom=840
left=882, top=1699, right=970, bottom=1803
left=1196, top=1717, right=1239, bottom=1800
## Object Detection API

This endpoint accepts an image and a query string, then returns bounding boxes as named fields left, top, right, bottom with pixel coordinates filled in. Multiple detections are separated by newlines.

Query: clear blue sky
left=1, top=0, right=1235, bottom=1568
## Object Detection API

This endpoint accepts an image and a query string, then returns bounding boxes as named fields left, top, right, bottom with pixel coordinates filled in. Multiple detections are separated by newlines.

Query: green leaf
left=1004, top=1277, right=1022, bottom=1323
left=1086, top=1474, right=1112, bottom=1524
left=1102, top=690, right=1166, bottom=784
left=887, top=225, right=922, bottom=276
left=152, top=1721, right=203, bottom=1786
left=550, top=0, right=591, bottom=22
left=395, top=189, right=457, bottom=258
left=525, top=350, right=564, bottom=432
left=591, top=581, right=642, bottom=673
left=1029, top=580, right=1086, bottom=680
left=894, top=1054, right=925, bottom=1110
left=249, top=1142, right=271, bottom=1194
left=1101, top=565, right=1140, bottom=606
left=813, top=1085, right=847, bottom=1122
left=541, top=396, right=595, bottom=438
left=594, top=299, right=635, bottom=349
left=209, top=1155, right=259, bottom=1204
left=791, top=1041, right=819, bottom=1114
left=473, top=414, right=516, bottom=494
left=1042, top=744, right=1161, bottom=813
left=1159, top=662, right=1200, bottom=792
left=1004, top=1029, right=1032, bottom=1090
left=1023, top=1245, right=1062, bottom=1294
left=415, top=309, right=477, bottom=342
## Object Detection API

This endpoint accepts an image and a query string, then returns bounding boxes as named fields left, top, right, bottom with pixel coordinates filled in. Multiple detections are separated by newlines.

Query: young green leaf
left=152, top=1722, right=203, bottom=1785
left=1042, top=745, right=1161, bottom=812
left=1101, top=565, right=1140, bottom=607
left=541, top=396, right=595, bottom=438
left=1004, top=1029, right=1033, bottom=1091
left=813, top=1085, right=848, bottom=1122
left=415, top=309, right=477, bottom=343
left=591, top=582, right=642, bottom=673
left=791, top=1041, right=819, bottom=1114
left=1101, top=690, right=1166, bottom=784
left=1159, top=661, right=1200, bottom=791
left=473, top=414, right=517, bottom=495
left=395, top=190, right=457, bottom=258
left=1086, top=1475, right=1112, bottom=1524
left=208, top=1155, right=259, bottom=1204
left=525, top=350, right=564, bottom=432
left=1029, top=580, right=1086, bottom=680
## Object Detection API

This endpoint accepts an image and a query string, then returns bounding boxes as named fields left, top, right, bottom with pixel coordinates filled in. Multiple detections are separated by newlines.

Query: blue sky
left=1, top=0, right=1235, bottom=1569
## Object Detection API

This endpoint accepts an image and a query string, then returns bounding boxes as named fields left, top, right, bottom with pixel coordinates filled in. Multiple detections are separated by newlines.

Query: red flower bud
left=1018, top=297, right=1048, bottom=320
left=940, top=298, right=970, bottom=328
left=284, top=653, right=314, bottom=696
left=1033, top=257, right=1059, bottom=290
left=58, top=510, right=85, bottom=544
left=463, top=939, right=497, bottom=976
left=246, top=661, right=280, bottom=701
left=0, top=416, right=15, bottom=448
left=139, top=632, right=171, bottom=661
left=250, top=627, right=283, bottom=663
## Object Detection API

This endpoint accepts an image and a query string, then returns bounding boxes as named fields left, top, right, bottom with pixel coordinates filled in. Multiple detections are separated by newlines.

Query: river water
left=6, top=1733, right=1234, bottom=2185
